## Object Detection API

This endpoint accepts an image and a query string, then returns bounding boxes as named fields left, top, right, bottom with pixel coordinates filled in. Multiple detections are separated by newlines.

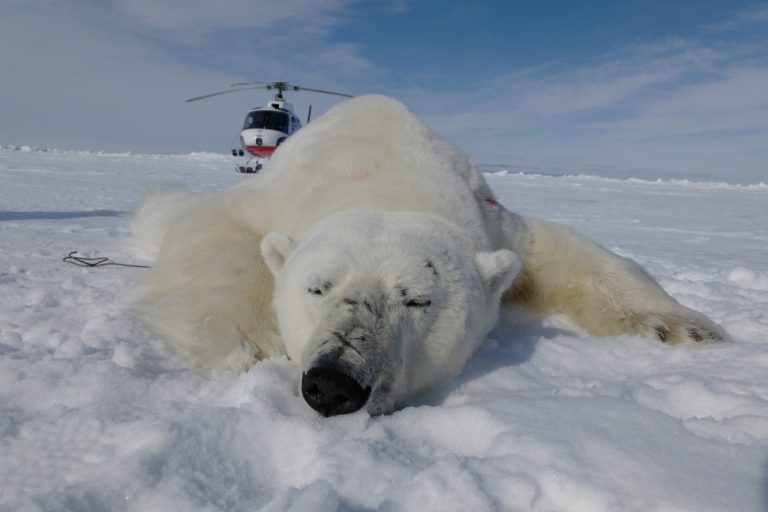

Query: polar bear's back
left=234, top=95, right=491, bottom=242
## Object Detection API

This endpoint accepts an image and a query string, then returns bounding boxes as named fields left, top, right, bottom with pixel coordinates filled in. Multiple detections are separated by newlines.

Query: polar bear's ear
left=475, top=249, right=522, bottom=296
left=261, top=232, right=296, bottom=277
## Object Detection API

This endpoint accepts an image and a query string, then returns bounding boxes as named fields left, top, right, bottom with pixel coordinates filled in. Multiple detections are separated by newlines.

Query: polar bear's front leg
left=130, top=191, right=285, bottom=370
left=503, top=218, right=727, bottom=344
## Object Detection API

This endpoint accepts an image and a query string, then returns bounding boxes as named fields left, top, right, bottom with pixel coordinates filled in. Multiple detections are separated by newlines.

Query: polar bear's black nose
left=301, top=367, right=371, bottom=417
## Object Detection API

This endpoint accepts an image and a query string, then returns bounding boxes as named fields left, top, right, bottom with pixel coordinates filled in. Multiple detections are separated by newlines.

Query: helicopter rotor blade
left=186, top=82, right=353, bottom=102
left=185, top=86, right=267, bottom=102
left=294, top=86, right=353, bottom=98
left=228, top=80, right=268, bottom=87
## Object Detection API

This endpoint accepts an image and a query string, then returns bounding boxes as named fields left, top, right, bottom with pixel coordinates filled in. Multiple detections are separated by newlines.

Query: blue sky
left=1, top=0, right=767, bottom=183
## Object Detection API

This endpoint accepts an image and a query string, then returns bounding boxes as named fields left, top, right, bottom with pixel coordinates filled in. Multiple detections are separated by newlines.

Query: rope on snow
left=62, top=251, right=151, bottom=269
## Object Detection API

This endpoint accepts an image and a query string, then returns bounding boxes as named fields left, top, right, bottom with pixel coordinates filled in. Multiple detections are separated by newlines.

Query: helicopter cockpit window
left=243, top=111, right=290, bottom=133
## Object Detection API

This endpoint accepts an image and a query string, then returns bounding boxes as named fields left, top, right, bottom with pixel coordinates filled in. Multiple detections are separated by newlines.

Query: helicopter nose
left=301, top=367, right=371, bottom=417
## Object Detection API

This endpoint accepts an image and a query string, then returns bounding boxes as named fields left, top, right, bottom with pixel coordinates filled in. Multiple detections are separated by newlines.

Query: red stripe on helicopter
left=245, top=145, right=276, bottom=156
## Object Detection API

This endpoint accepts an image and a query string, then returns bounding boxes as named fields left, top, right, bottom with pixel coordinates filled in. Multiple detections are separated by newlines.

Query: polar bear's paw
left=638, top=308, right=727, bottom=344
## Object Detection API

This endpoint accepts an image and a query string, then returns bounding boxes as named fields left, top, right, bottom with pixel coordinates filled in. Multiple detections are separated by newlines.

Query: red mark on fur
left=485, top=194, right=499, bottom=207
left=351, top=169, right=374, bottom=181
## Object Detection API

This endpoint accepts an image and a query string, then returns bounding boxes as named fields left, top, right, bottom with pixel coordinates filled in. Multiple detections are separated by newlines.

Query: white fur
left=130, top=95, right=726, bottom=412
left=129, top=187, right=194, bottom=260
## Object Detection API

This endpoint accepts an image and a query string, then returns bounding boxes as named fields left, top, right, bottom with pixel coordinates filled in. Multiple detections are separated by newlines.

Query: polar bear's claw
left=644, top=311, right=726, bottom=345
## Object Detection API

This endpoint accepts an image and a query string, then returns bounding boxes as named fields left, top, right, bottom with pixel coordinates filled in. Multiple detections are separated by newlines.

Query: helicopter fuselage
left=239, top=101, right=302, bottom=158
left=186, top=81, right=352, bottom=173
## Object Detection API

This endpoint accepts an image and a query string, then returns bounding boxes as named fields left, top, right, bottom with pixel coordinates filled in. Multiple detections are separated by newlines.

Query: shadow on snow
left=0, top=210, right=125, bottom=221
left=409, top=307, right=578, bottom=408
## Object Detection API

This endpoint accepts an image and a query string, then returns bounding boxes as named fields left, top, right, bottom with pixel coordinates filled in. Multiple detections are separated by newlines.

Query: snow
left=1, top=146, right=767, bottom=511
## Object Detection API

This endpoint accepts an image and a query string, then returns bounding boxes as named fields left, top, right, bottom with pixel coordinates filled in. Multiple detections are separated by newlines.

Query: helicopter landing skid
left=232, top=151, right=267, bottom=174
left=236, top=161, right=262, bottom=174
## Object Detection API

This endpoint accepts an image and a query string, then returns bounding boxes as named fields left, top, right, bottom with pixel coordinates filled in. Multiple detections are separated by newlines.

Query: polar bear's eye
left=404, top=298, right=431, bottom=308
left=308, top=281, right=332, bottom=296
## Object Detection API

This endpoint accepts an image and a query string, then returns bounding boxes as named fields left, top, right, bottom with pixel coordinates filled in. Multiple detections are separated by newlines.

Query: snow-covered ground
left=1, top=146, right=767, bottom=512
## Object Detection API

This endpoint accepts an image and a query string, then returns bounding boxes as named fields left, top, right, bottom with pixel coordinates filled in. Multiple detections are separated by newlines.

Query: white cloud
left=112, top=0, right=344, bottom=32
left=706, top=3, right=768, bottom=32
left=0, top=0, right=369, bottom=153
left=406, top=34, right=768, bottom=183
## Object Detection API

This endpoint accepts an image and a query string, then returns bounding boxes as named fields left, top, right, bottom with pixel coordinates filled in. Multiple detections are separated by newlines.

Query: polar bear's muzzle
left=301, top=367, right=372, bottom=417
left=301, top=317, right=399, bottom=416
left=300, top=328, right=378, bottom=416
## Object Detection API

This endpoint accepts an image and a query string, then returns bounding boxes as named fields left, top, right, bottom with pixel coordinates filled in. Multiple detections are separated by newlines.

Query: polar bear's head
left=262, top=210, right=520, bottom=416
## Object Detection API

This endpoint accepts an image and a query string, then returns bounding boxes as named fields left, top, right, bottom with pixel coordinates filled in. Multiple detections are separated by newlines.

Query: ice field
left=1, top=147, right=767, bottom=511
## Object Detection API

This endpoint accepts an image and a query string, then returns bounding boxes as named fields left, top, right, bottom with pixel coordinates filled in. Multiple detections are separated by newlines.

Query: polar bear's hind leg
left=504, top=218, right=727, bottom=344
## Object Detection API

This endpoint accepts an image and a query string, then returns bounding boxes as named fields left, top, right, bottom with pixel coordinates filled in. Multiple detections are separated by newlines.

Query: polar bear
left=130, top=95, right=726, bottom=416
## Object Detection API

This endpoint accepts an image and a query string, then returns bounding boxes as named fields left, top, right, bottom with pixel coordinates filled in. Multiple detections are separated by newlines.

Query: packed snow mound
left=1, top=149, right=767, bottom=511
left=482, top=168, right=768, bottom=190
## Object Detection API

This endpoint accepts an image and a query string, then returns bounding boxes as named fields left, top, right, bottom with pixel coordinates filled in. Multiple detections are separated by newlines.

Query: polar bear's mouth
left=301, top=367, right=372, bottom=417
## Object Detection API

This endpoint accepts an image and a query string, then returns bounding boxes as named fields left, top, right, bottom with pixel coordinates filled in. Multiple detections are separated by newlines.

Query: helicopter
left=186, top=81, right=353, bottom=173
